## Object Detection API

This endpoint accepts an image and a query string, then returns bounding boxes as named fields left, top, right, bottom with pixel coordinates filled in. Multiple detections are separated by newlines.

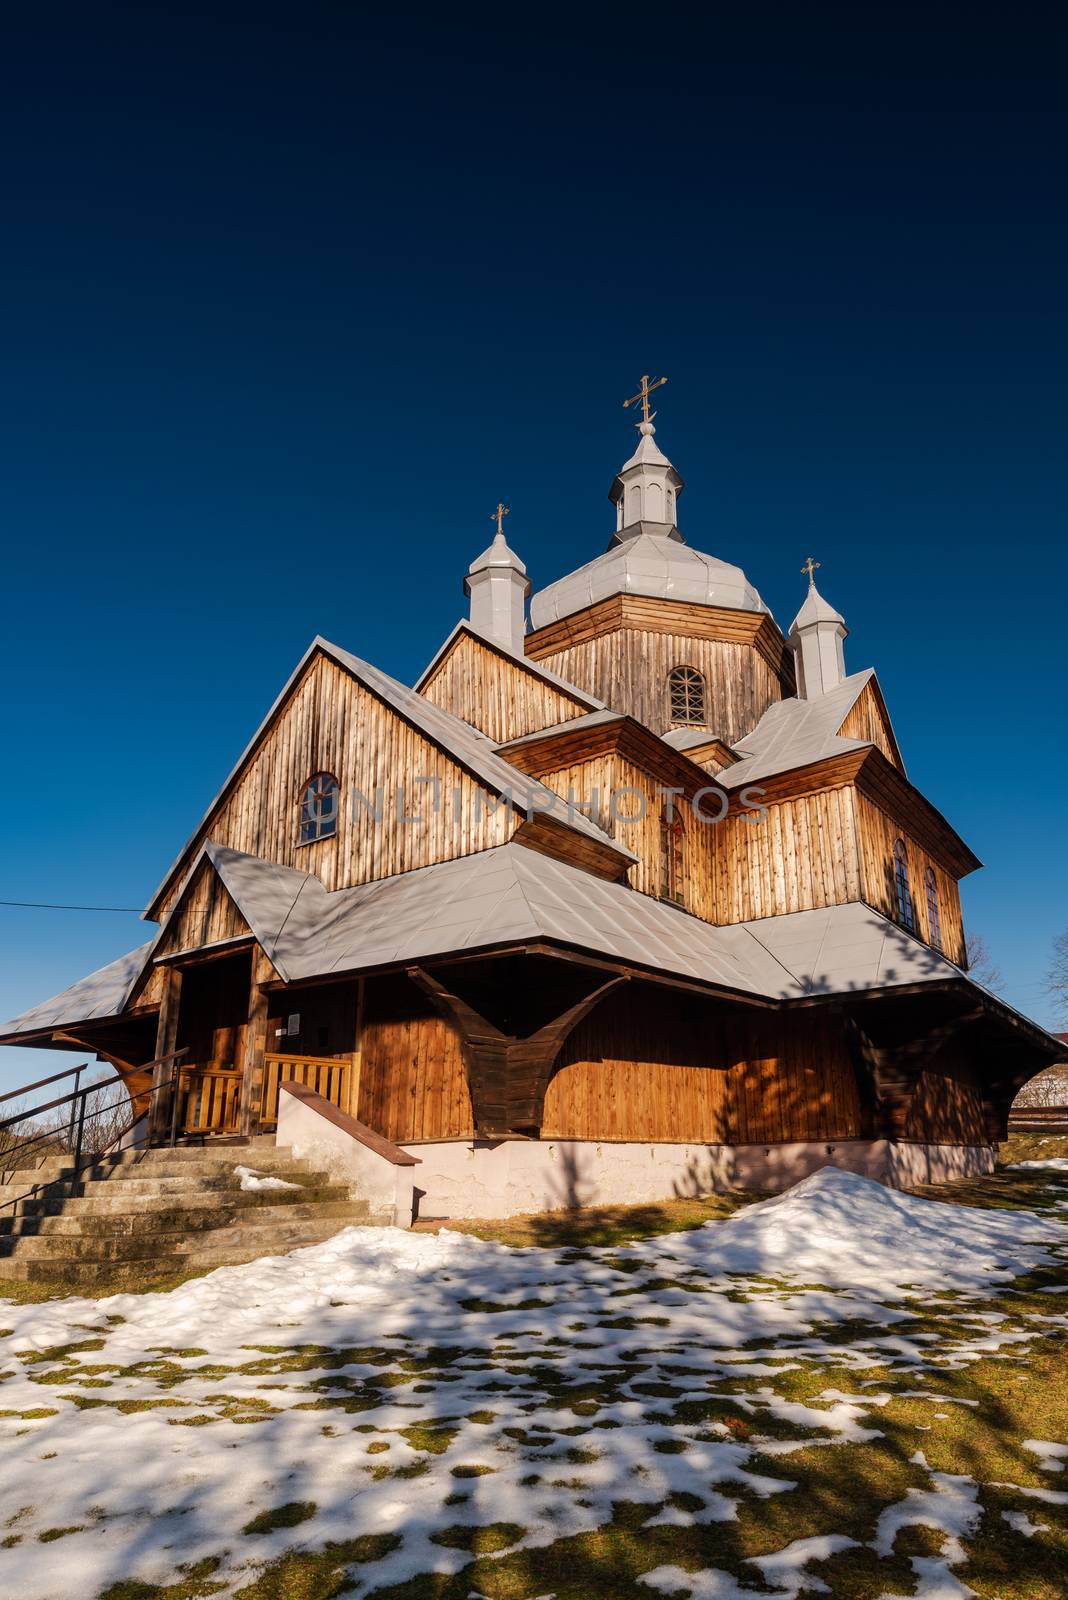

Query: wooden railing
left=176, top=1067, right=242, bottom=1137
left=261, top=1052, right=351, bottom=1125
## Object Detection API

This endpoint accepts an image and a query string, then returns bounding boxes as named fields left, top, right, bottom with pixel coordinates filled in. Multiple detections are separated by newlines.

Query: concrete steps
left=0, top=1141, right=370, bottom=1287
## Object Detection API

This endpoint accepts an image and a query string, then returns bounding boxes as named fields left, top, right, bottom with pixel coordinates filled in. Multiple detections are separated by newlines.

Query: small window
left=893, top=838, right=915, bottom=932
left=299, top=772, right=339, bottom=844
left=925, top=866, right=942, bottom=951
left=660, top=803, right=686, bottom=905
left=668, top=665, right=706, bottom=726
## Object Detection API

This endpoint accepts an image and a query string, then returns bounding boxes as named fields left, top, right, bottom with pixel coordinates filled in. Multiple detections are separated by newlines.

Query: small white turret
left=789, top=559, right=848, bottom=699
left=464, top=503, right=531, bottom=653
left=609, top=419, right=685, bottom=539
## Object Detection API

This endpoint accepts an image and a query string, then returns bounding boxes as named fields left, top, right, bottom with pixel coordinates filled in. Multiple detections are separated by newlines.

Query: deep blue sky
left=1, top=5, right=1066, bottom=1090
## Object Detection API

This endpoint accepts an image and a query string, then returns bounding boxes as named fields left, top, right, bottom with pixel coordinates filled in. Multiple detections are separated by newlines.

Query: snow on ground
left=1008, top=1158, right=1068, bottom=1171
left=1022, top=1438, right=1068, bottom=1472
left=0, top=1168, right=1065, bottom=1599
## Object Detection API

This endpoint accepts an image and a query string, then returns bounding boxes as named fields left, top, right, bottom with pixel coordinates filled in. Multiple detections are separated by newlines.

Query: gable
left=148, top=650, right=524, bottom=920
left=837, top=678, right=904, bottom=772
left=153, top=855, right=253, bottom=961
left=418, top=626, right=596, bottom=742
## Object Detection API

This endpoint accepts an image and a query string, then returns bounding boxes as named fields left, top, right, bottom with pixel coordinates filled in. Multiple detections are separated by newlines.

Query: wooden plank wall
left=155, top=857, right=251, bottom=957
left=838, top=682, right=902, bottom=770
left=265, top=981, right=358, bottom=1059
left=156, top=654, right=518, bottom=919
left=904, top=1040, right=987, bottom=1144
left=707, top=786, right=863, bottom=923
left=531, top=624, right=785, bottom=743
left=855, top=793, right=966, bottom=964
left=356, top=974, right=474, bottom=1142
left=420, top=633, right=590, bottom=742
left=543, top=990, right=862, bottom=1143
left=528, top=752, right=716, bottom=918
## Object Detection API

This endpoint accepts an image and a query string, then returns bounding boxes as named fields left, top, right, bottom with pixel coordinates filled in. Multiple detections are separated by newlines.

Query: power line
left=0, top=899, right=143, bottom=913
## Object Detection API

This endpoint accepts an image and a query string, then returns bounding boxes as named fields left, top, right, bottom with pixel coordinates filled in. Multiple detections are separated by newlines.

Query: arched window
left=299, top=772, right=339, bottom=844
left=925, top=866, right=942, bottom=950
left=660, top=803, right=686, bottom=905
left=893, top=838, right=915, bottom=931
left=668, top=665, right=706, bottom=726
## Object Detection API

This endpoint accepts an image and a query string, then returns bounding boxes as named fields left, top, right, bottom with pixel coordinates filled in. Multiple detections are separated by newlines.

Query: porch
left=151, top=948, right=361, bottom=1142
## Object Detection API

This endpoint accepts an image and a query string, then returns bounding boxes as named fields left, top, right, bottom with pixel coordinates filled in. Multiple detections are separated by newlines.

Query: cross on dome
left=491, top=502, right=510, bottom=539
left=802, top=555, right=821, bottom=586
left=623, top=373, right=667, bottom=427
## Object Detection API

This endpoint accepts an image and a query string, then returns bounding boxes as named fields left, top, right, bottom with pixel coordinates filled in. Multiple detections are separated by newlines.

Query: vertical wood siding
left=156, top=857, right=251, bottom=956
left=838, top=682, right=902, bottom=770
left=543, top=992, right=862, bottom=1143
left=706, top=786, right=863, bottom=923
left=855, top=793, right=966, bottom=965
left=357, top=975, right=474, bottom=1141
left=532, top=628, right=784, bottom=743
left=421, top=633, right=590, bottom=742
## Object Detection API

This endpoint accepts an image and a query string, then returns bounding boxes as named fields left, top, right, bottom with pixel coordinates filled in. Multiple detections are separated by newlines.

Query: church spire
left=608, top=373, right=685, bottom=543
left=464, top=503, right=531, bottom=653
left=788, top=558, right=848, bottom=699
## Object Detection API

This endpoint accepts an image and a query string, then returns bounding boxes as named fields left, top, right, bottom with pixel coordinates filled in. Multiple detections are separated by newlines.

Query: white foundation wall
left=400, top=1137, right=996, bottom=1220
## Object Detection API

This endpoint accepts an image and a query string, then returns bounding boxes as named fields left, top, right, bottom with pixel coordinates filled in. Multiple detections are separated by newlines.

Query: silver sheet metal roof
left=661, top=727, right=734, bottom=754
left=192, top=840, right=794, bottom=996
left=0, top=941, right=155, bottom=1041
left=529, top=532, right=771, bottom=630
left=415, top=620, right=607, bottom=711
left=3, top=842, right=1055, bottom=1050
left=719, top=670, right=876, bottom=789
left=495, top=709, right=625, bottom=752
left=735, top=902, right=967, bottom=1000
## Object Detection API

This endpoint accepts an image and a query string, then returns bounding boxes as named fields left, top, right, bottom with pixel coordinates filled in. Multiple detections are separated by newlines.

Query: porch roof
left=3, top=846, right=1060, bottom=1058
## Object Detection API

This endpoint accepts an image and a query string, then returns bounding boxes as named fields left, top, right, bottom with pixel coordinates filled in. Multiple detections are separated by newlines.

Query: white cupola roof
left=609, top=419, right=685, bottom=539
left=464, top=505, right=531, bottom=653
left=788, top=560, right=848, bottom=699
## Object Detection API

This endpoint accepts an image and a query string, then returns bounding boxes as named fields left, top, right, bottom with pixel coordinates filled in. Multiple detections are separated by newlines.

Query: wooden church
left=2, top=380, right=1062, bottom=1217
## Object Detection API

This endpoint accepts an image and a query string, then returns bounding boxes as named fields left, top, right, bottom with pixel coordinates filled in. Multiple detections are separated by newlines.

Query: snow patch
left=1022, top=1438, right=1068, bottom=1472
left=1001, top=1509, right=1049, bottom=1536
left=234, top=1164, right=301, bottom=1192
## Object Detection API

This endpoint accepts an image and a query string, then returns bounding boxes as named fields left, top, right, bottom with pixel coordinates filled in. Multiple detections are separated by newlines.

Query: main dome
left=529, top=530, right=770, bottom=629
left=528, top=416, right=769, bottom=630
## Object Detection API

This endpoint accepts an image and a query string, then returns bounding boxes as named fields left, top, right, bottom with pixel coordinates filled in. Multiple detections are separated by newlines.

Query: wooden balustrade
left=261, top=1052, right=351, bottom=1125
left=176, top=1067, right=242, bottom=1137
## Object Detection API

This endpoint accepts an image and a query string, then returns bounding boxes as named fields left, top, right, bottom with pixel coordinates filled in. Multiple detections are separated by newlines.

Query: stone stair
left=0, top=1142, right=371, bottom=1287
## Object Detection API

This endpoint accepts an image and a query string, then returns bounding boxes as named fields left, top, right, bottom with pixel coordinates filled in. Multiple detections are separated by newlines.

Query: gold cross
left=801, top=556, right=821, bottom=585
left=491, top=502, right=510, bottom=537
left=623, top=373, right=667, bottom=423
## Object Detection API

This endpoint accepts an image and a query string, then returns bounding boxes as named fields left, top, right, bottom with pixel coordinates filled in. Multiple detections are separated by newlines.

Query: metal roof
left=661, top=727, right=734, bottom=755
left=3, top=846, right=1059, bottom=1055
left=718, top=670, right=876, bottom=789
left=495, top=709, right=625, bottom=752
left=191, top=840, right=792, bottom=996
left=735, top=902, right=969, bottom=1000
left=529, top=532, right=771, bottom=630
left=0, top=941, right=155, bottom=1041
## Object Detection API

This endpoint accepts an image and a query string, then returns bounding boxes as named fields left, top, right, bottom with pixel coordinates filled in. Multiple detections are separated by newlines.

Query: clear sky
left=1, top=5, right=1066, bottom=1093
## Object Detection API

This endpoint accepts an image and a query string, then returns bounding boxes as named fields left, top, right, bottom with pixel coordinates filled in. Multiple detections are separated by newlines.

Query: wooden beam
left=508, top=975, right=628, bottom=1129
left=148, top=968, right=182, bottom=1143
left=407, top=966, right=627, bottom=1136
left=239, top=947, right=273, bottom=1137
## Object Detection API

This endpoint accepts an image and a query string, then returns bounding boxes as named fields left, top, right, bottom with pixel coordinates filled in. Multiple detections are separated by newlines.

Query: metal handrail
left=0, top=1049, right=188, bottom=1216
